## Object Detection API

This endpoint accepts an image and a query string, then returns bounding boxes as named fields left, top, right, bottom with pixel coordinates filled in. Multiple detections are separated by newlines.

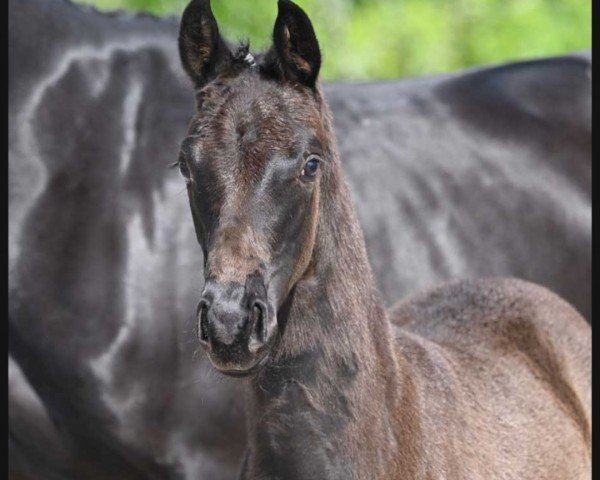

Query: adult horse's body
left=9, top=0, right=590, bottom=478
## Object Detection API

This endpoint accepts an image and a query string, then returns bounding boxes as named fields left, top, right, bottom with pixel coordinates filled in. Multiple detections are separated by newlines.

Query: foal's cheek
left=270, top=193, right=309, bottom=245
left=259, top=201, right=309, bottom=304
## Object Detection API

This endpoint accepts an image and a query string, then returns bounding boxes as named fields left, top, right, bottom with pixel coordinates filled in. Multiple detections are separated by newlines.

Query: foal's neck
left=268, top=111, right=395, bottom=377
left=245, top=103, right=403, bottom=478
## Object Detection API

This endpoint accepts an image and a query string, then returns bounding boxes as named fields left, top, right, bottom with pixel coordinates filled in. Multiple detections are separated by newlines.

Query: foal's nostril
left=197, top=300, right=210, bottom=345
left=252, top=303, right=263, bottom=340
left=249, top=300, right=267, bottom=348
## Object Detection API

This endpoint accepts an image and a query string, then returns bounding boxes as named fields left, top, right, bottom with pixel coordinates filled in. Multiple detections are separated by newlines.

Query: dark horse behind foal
left=178, top=0, right=590, bottom=478
left=9, top=0, right=590, bottom=478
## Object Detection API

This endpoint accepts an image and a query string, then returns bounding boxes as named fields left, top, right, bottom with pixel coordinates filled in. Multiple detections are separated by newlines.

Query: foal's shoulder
left=389, top=277, right=589, bottom=348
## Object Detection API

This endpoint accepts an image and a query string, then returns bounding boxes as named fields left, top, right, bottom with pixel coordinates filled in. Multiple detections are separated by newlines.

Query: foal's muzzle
left=198, top=278, right=273, bottom=375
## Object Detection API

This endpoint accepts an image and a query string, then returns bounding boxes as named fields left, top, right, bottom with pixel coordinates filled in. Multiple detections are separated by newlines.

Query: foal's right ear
left=178, top=0, right=232, bottom=88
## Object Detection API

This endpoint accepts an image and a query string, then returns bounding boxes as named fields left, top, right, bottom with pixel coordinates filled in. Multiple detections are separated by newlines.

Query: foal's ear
left=272, top=0, right=321, bottom=89
left=178, top=0, right=232, bottom=88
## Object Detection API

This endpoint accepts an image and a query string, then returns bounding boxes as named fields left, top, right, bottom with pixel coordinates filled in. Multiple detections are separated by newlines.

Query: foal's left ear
left=272, top=0, right=321, bottom=89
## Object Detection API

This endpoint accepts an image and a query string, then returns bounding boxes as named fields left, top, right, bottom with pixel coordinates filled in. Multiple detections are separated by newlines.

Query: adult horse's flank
left=178, top=1, right=591, bottom=478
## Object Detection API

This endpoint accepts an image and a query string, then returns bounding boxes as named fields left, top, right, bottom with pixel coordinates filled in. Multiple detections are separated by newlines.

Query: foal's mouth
left=210, top=351, right=270, bottom=377
left=198, top=279, right=277, bottom=376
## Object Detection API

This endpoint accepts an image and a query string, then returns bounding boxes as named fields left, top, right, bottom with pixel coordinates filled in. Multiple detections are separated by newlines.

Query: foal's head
left=178, top=0, right=333, bottom=375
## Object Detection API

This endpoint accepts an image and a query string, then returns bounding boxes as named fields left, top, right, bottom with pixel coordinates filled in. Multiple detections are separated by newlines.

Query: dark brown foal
left=177, top=1, right=591, bottom=478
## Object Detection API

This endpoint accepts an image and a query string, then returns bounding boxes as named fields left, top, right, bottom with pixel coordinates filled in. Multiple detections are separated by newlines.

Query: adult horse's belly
left=9, top=0, right=590, bottom=478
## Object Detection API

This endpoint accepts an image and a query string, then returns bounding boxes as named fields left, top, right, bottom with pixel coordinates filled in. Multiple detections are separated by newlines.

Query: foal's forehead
left=189, top=73, right=322, bottom=156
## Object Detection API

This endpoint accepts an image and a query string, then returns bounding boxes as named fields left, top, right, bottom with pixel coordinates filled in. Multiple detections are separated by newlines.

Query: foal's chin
left=207, top=351, right=270, bottom=378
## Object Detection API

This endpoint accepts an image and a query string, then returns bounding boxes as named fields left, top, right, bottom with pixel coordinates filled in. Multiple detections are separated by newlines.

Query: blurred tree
left=75, top=0, right=591, bottom=80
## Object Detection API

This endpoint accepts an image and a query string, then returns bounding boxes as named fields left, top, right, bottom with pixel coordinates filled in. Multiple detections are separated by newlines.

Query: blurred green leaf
left=75, top=0, right=591, bottom=80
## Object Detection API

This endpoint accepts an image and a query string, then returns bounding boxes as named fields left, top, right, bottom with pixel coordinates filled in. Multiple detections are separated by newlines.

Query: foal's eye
left=179, top=158, right=190, bottom=179
left=301, top=155, right=321, bottom=179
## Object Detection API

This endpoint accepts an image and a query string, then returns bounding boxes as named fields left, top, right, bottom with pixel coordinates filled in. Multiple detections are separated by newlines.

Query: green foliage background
left=76, top=0, right=591, bottom=81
